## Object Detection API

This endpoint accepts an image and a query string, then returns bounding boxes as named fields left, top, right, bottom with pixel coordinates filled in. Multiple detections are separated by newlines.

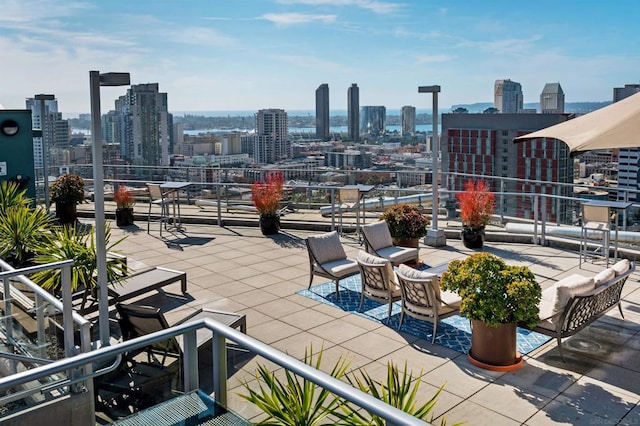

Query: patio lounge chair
left=361, top=221, right=419, bottom=266
left=306, top=231, right=360, bottom=295
left=355, top=250, right=402, bottom=322
left=396, top=264, right=461, bottom=343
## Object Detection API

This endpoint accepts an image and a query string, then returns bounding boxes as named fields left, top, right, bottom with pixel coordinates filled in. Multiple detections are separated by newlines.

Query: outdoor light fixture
left=418, top=85, right=446, bottom=247
left=0, top=119, right=19, bottom=136
left=90, top=71, right=131, bottom=346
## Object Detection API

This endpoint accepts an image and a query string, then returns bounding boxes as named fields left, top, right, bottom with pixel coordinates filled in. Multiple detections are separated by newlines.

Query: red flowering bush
left=114, top=185, right=135, bottom=209
left=457, top=180, right=495, bottom=228
left=251, top=172, right=284, bottom=216
left=381, top=203, right=430, bottom=240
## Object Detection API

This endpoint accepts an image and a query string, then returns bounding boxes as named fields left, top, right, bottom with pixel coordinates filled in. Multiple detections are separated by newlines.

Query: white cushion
left=593, top=268, right=615, bottom=287
left=315, top=258, right=359, bottom=278
left=611, top=259, right=631, bottom=276
left=538, top=286, right=560, bottom=320
left=550, top=274, right=595, bottom=317
left=362, top=221, right=393, bottom=250
left=308, top=231, right=347, bottom=265
left=377, top=246, right=419, bottom=265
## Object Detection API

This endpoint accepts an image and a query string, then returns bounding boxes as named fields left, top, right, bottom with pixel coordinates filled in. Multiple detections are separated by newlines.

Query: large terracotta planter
left=461, top=226, right=485, bottom=249
left=468, top=320, right=523, bottom=371
left=55, top=202, right=78, bottom=225
left=259, top=214, right=280, bottom=235
left=116, top=207, right=134, bottom=227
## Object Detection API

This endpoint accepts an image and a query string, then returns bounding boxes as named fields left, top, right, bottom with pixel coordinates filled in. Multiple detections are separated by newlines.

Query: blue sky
left=1, top=0, right=639, bottom=115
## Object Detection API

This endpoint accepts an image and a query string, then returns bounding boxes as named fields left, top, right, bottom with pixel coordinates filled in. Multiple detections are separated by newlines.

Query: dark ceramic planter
left=392, top=237, right=420, bottom=248
left=461, top=226, right=485, bottom=249
left=259, top=214, right=280, bottom=235
left=55, top=202, right=78, bottom=225
left=116, top=207, right=134, bottom=227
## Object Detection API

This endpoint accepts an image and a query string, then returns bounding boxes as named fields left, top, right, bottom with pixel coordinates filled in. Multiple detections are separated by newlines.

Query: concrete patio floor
left=99, top=219, right=640, bottom=425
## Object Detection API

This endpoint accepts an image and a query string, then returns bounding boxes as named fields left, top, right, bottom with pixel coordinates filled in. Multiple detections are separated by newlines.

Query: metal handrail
left=0, top=317, right=429, bottom=426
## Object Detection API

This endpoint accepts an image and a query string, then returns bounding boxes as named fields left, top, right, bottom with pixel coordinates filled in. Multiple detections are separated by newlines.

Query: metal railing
left=0, top=316, right=429, bottom=425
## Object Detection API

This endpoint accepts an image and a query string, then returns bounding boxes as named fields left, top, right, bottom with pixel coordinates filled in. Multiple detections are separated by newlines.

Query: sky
left=1, top=0, right=639, bottom=115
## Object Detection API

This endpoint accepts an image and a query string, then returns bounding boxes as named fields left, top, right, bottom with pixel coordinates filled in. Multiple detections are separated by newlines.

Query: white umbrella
left=514, top=92, right=640, bottom=155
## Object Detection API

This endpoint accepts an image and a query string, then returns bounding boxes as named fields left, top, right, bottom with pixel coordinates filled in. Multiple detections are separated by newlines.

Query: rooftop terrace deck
left=98, top=215, right=640, bottom=425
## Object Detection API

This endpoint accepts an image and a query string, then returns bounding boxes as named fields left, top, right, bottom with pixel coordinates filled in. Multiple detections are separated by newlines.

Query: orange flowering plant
left=457, top=180, right=495, bottom=229
left=251, top=172, right=284, bottom=216
left=114, top=185, right=135, bottom=209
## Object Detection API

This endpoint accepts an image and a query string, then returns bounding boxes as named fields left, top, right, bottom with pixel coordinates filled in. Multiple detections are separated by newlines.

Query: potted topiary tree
left=381, top=203, right=430, bottom=248
left=457, top=179, right=495, bottom=249
left=251, top=171, right=284, bottom=235
left=50, top=174, right=86, bottom=225
left=114, top=185, right=135, bottom=227
left=440, top=252, right=541, bottom=371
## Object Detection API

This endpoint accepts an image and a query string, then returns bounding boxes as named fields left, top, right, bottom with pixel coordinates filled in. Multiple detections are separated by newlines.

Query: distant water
left=172, top=108, right=434, bottom=117
left=183, top=124, right=436, bottom=135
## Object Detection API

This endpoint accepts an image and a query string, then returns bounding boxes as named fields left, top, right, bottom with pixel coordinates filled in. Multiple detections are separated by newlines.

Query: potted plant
left=114, top=185, right=135, bottom=227
left=457, top=179, right=495, bottom=249
left=380, top=203, right=430, bottom=247
left=440, top=252, right=541, bottom=370
left=50, top=174, right=86, bottom=225
left=251, top=171, right=284, bottom=235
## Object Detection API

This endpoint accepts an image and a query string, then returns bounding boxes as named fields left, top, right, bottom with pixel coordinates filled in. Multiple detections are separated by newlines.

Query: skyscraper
left=615, top=83, right=640, bottom=202
left=347, top=83, right=360, bottom=142
left=540, top=83, right=565, bottom=114
left=494, top=79, right=523, bottom=113
left=401, top=106, right=416, bottom=135
left=315, top=83, right=330, bottom=140
left=25, top=95, right=68, bottom=169
left=254, top=109, right=289, bottom=164
left=116, top=83, right=171, bottom=166
left=360, top=106, right=386, bottom=137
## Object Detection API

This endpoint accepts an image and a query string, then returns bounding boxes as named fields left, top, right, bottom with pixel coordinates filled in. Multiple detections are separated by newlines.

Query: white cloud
left=275, top=0, right=403, bottom=14
left=261, top=13, right=337, bottom=26
left=170, top=27, right=236, bottom=47
left=415, top=54, right=456, bottom=64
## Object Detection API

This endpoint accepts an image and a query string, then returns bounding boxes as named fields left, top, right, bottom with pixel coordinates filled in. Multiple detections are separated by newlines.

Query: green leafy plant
left=251, top=171, right=284, bottom=216
left=0, top=181, right=31, bottom=214
left=457, top=180, right=495, bottom=229
left=440, top=252, right=541, bottom=328
left=50, top=174, right=86, bottom=205
left=0, top=205, right=53, bottom=267
left=30, top=223, right=127, bottom=294
left=340, top=361, right=458, bottom=426
left=238, top=345, right=351, bottom=425
left=381, top=203, right=430, bottom=240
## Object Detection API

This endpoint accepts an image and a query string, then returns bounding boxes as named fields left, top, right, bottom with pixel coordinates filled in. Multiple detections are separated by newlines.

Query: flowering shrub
left=251, top=172, right=284, bottom=216
left=50, top=174, right=85, bottom=205
left=114, top=185, right=135, bottom=209
left=457, top=180, right=495, bottom=229
left=381, top=203, right=430, bottom=240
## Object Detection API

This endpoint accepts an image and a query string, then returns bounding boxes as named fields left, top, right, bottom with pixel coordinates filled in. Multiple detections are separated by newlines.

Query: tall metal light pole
left=418, top=85, right=446, bottom=247
left=35, top=94, right=55, bottom=212
left=90, top=71, right=130, bottom=346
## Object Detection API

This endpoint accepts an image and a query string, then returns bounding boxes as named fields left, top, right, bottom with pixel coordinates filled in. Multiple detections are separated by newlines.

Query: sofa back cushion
left=611, top=259, right=631, bottom=276
left=550, top=274, right=595, bottom=317
left=593, top=268, right=615, bottom=288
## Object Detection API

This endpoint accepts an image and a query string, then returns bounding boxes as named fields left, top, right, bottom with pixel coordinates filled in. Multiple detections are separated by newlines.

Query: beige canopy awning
left=514, top=91, right=640, bottom=155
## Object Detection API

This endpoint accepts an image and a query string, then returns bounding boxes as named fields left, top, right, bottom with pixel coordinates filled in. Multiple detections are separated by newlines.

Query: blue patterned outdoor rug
left=297, top=271, right=551, bottom=355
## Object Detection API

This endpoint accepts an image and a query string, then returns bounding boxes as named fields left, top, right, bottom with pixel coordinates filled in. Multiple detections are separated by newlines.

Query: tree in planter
left=114, top=185, right=136, bottom=227
left=251, top=171, right=284, bottom=235
left=456, top=180, right=495, bottom=249
left=50, top=174, right=86, bottom=225
left=440, top=252, right=541, bottom=370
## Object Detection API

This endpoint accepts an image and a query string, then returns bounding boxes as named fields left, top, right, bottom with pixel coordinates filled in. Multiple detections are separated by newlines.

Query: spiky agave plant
left=0, top=205, right=53, bottom=267
left=238, top=345, right=352, bottom=426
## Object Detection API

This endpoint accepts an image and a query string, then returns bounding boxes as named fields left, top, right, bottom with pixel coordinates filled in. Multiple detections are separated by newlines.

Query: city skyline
left=1, top=0, right=639, bottom=114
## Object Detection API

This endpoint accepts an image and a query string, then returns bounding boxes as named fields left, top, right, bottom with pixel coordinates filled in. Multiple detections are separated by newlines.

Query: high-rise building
left=116, top=83, right=171, bottom=166
left=494, top=79, right=523, bottom=113
left=347, top=83, right=360, bottom=142
left=360, top=106, right=386, bottom=137
left=613, top=83, right=640, bottom=103
left=401, top=106, right=416, bottom=135
left=25, top=95, right=69, bottom=169
left=442, top=113, right=572, bottom=222
left=540, top=83, right=565, bottom=114
left=615, top=83, right=640, bottom=202
left=315, top=83, right=330, bottom=140
left=254, top=109, right=289, bottom=164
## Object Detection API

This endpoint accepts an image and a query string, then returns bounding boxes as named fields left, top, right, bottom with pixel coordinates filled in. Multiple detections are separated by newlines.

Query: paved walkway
left=102, top=219, right=640, bottom=425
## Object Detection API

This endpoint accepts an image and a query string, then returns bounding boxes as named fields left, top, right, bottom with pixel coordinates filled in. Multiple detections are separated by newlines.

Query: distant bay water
left=182, top=124, right=435, bottom=135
